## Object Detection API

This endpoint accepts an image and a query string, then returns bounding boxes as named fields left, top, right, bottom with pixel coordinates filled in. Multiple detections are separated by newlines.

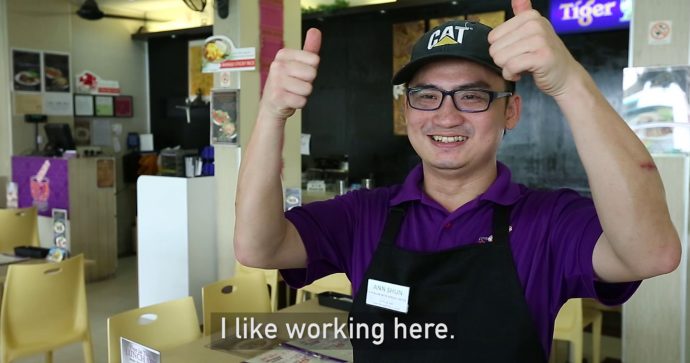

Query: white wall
left=0, top=0, right=11, bottom=206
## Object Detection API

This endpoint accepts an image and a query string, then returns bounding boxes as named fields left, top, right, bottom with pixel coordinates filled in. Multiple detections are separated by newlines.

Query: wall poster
left=43, top=52, right=71, bottom=93
left=11, top=156, right=69, bottom=217
left=188, top=39, right=214, bottom=101
left=210, top=89, right=239, bottom=145
left=392, top=21, right=425, bottom=136
left=12, top=49, right=41, bottom=92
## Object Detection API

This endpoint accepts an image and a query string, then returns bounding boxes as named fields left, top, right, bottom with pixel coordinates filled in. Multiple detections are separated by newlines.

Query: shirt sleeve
left=548, top=190, right=640, bottom=306
left=279, top=194, right=357, bottom=289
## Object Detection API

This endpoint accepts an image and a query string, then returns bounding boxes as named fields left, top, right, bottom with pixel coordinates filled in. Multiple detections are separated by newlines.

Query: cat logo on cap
left=427, top=24, right=472, bottom=50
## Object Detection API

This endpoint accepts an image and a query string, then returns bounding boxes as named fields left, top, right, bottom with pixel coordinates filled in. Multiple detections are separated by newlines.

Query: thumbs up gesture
left=260, top=28, right=322, bottom=122
left=488, top=0, right=583, bottom=98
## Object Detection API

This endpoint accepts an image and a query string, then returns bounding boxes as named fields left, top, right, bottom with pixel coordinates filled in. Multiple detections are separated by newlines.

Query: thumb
left=303, top=28, right=322, bottom=54
left=512, top=0, right=533, bottom=15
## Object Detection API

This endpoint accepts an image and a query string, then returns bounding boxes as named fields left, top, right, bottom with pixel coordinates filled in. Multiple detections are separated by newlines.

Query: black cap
left=392, top=20, right=505, bottom=85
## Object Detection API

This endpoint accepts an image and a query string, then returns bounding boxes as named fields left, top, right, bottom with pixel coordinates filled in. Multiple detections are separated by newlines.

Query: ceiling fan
left=76, top=0, right=165, bottom=21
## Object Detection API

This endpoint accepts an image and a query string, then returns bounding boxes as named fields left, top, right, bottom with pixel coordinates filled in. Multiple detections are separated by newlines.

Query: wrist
left=257, top=108, right=290, bottom=128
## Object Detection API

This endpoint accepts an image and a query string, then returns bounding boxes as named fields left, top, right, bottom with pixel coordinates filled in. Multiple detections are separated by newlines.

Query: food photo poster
left=12, top=49, right=41, bottom=92
left=43, top=52, right=71, bottom=93
left=210, top=89, right=239, bottom=145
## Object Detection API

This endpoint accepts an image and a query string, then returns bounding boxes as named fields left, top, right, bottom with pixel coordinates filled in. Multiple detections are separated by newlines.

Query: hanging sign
left=75, top=70, right=121, bottom=95
left=202, top=35, right=256, bottom=73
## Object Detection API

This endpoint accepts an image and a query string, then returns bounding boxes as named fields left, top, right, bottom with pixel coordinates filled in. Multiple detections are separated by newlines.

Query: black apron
left=349, top=204, right=546, bottom=362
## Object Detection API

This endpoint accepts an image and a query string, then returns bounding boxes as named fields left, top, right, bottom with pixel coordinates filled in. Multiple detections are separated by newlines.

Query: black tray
left=317, top=291, right=353, bottom=311
left=14, top=246, right=50, bottom=258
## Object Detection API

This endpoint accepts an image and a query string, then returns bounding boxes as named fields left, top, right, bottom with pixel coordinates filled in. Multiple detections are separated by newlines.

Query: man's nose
left=433, top=95, right=465, bottom=126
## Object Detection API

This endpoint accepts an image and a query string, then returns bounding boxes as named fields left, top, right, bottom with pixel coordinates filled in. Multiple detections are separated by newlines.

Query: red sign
left=220, top=59, right=256, bottom=69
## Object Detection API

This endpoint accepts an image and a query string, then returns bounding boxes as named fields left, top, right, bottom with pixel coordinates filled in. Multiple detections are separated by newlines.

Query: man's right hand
left=259, top=28, right=322, bottom=122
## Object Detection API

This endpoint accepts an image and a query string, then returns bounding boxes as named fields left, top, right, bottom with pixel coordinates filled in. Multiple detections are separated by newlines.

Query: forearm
left=234, top=111, right=290, bottom=266
left=555, top=66, right=680, bottom=276
left=234, top=29, right=321, bottom=268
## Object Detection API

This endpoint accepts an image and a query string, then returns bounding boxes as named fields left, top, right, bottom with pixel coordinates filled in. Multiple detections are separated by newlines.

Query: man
left=235, top=0, right=680, bottom=360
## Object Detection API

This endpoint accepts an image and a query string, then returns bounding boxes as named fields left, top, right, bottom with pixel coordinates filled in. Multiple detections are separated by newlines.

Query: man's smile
left=430, top=135, right=469, bottom=144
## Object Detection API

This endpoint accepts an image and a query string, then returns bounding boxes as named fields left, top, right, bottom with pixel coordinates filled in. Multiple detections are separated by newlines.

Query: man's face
left=404, top=58, right=520, bottom=176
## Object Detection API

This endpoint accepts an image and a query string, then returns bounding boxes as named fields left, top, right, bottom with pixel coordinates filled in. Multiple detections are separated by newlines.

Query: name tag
left=366, top=279, right=410, bottom=313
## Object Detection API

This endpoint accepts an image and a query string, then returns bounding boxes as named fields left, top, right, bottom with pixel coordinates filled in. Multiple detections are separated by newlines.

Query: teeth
left=431, top=135, right=468, bottom=143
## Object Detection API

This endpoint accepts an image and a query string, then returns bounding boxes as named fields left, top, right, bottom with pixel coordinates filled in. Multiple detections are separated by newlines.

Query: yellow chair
left=201, top=271, right=272, bottom=336
left=106, top=296, right=201, bottom=363
left=552, top=298, right=602, bottom=363
left=235, top=262, right=282, bottom=311
left=0, top=207, right=40, bottom=253
left=295, top=273, right=352, bottom=303
left=0, top=255, right=93, bottom=363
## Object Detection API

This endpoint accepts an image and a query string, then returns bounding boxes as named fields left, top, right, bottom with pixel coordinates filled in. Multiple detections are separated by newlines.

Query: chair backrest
left=553, top=298, right=584, bottom=335
left=106, top=296, right=201, bottom=363
left=296, top=273, right=352, bottom=303
left=0, top=207, right=40, bottom=253
left=202, top=271, right=272, bottom=336
left=235, top=262, right=280, bottom=311
left=312, top=273, right=351, bottom=293
left=1, top=255, right=88, bottom=357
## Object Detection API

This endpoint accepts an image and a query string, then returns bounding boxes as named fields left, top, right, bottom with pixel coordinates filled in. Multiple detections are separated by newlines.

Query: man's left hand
left=488, top=0, right=582, bottom=98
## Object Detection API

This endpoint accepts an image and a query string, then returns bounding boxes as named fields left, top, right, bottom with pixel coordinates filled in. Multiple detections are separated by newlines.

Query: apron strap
left=492, top=204, right=511, bottom=244
left=379, top=204, right=407, bottom=246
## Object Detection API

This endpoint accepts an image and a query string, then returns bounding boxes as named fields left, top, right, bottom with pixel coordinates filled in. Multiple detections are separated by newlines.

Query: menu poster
left=12, top=49, right=41, bottom=92
left=43, top=52, right=71, bottom=93
left=210, top=89, right=239, bottom=145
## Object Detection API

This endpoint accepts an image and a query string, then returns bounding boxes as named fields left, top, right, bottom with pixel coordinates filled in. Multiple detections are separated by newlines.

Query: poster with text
left=12, top=49, right=41, bottom=92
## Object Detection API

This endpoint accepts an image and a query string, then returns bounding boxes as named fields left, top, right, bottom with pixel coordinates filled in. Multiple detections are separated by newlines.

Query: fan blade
left=102, top=13, right=168, bottom=22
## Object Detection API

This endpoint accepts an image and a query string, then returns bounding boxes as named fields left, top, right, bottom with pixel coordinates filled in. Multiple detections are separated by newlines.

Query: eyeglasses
left=406, top=87, right=512, bottom=113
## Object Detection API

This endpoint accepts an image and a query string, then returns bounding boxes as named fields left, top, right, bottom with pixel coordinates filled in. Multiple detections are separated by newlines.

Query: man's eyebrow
left=408, top=81, right=494, bottom=90
left=454, top=81, right=493, bottom=90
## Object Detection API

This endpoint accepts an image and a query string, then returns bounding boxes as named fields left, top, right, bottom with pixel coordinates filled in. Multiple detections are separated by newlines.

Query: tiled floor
left=10, top=255, right=623, bottom=363
left=13, top=255, right=139, bottom=363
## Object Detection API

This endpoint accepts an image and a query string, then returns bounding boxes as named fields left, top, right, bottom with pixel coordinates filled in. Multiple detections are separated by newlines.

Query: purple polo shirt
left=282, top=162, right=640, bottom=354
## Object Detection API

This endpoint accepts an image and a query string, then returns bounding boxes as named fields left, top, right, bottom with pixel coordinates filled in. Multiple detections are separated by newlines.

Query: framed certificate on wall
left=114, top=95, right=133, bottom=117
left=94, top=96, right=114, bottom=117
left=74, top=94, right=94, bottom=116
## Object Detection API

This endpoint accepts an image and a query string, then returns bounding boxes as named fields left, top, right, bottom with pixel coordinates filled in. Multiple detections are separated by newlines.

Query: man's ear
left=505, top=94, right=521, bottom=130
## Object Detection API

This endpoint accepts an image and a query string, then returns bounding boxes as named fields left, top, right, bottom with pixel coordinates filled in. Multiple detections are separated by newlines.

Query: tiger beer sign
left=549, top=0, right=631, bottom=34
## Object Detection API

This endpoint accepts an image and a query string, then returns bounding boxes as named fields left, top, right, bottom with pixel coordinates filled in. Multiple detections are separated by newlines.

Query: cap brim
left=391, top=54, right=503, bottom=85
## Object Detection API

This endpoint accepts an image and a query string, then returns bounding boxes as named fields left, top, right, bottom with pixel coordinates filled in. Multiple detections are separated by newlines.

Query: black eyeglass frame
left=406, top=86, right=513, bottom=113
